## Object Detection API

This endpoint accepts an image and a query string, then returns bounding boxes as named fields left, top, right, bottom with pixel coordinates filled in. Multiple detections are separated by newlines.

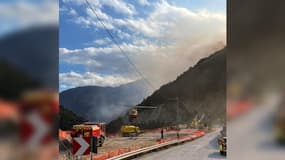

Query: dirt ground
left=59, top=129, right=195, bottom=159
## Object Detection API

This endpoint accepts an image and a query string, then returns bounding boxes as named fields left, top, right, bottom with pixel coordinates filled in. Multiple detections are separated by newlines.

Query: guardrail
left=106, top=130, right=206, bottom=160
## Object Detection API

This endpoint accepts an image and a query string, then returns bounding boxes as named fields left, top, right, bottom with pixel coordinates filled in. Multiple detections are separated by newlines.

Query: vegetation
left=107, top=49, right=226, bottom=133
left=59, top=105, right=86, bottom=130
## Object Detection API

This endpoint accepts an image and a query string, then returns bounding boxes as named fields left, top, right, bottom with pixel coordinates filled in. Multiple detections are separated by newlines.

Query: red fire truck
left=72, top=122, right=106, bottom=147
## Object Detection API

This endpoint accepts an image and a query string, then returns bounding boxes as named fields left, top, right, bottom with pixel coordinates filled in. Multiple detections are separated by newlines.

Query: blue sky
left=59, top=0, right=226, bottom=92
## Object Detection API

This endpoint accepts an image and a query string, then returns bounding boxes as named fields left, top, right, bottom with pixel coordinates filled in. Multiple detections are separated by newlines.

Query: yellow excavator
left=120, top=106, right=156, bottom=137
left=190, top=114, right=205, bottom=129
left=120, top=125, right=141, bottom=137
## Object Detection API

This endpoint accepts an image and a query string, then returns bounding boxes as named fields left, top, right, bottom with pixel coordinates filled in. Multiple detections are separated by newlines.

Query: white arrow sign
left=26, top=111, right=49, bottom=149
left=74, top=137, right=90, bottom=156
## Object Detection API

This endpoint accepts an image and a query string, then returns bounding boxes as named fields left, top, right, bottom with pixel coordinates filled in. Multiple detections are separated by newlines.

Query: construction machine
left=120, top=105, right=156, bottom=137
left=120, top=125, right=141, bottom=137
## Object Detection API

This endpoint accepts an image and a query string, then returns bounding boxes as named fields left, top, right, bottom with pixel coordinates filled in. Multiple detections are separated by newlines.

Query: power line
left=84, top=0, right=156, bottom=91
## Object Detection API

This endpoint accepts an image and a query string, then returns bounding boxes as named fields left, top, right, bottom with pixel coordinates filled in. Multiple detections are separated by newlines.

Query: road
left=228, top=96, right=285, bottom=160
left=134, top=129, right=225, bottom=160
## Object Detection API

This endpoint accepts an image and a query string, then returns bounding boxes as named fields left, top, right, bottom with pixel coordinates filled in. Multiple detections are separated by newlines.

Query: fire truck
left=72, top=122, right=106, bottom=147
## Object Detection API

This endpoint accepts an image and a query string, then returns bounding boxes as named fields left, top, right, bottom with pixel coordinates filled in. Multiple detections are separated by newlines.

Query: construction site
left=58, top=0, right=226, bottom=159
left=59, top=124, right=208, bottom=160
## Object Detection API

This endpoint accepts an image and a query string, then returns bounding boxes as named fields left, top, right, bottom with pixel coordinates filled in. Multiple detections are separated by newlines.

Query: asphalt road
left=228, top=98, right=285, bottom=160
left=134, top=129, right=225, bottom=160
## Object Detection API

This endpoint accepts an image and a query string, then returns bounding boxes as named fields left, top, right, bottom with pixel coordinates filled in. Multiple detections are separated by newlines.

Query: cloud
left=62, top=0, right=135, bottom=15
left=61, top=0, right=137, bottom=30
left=60, top=0, right=226, bottom=89
left=86, top=38, right=112, bottom=45
left=60, top=46, right=129, bottom=74
left=86, top=7, right=109, bottom=20
left=60, top=46, right=121, bottom=56
left=113, top=0, right=226, bottom=40
left=62, top=0, right=87, bottom=5
left=0, top=1, right=58, bottom=35
left=69, top=8, right=78, bottom=16
left=59, top=6, right=68, bottom=12
left=59, top=71, right=137, bottom=90
left=64, top=0, right=225, bottom=41
left=102, top=0, right=136, bottom=15
left=60, top=36, right=225, bottom=89
left=71, top=11, right=115, bottom=29
left=138, top=0, right=150, bottom=6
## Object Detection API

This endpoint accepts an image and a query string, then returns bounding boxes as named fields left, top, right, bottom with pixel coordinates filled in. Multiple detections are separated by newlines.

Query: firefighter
left=177, top=130, right=180, bottom=139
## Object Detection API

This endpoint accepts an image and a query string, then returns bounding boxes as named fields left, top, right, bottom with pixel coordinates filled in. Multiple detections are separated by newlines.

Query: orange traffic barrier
left=227, top=100, right=252, bottom=119
left=118, top=148, right=128, bottom=154
left=93, top=147, right=141, bottom=160
left=59, top=129, right=71, bottom=140
left=108, top=149, right=119, bottom=158
left=129, top=146, right=140, bottom=152
left=0, top=100, right=18, bottom=120
left=92, top=153, right=109, bottom=160
left=184, top=129, right=194, bottom=133
left=90, top=130, right=208, bottom=160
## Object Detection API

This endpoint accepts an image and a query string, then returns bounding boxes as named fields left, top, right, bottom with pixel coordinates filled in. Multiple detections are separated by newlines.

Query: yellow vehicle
left=129, top=108, right=138, bottom=119
left=274, top=104, right=285, bottom=144
left=218, top=136, right=227, bottom=155
left=191, top=119, right=199, bottom=128
left=120, top=125, right=141, bottom=137
left=218, top=126, right=227, bottom=155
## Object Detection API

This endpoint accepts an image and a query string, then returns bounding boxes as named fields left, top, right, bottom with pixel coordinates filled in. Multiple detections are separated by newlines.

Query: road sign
left=21, top=111, right=50, bottom=149
left=20, top=90, right=58, bottom=149
left=72, top=137, right=91, bottom=156
left=91, top=136, right=98, bottom=153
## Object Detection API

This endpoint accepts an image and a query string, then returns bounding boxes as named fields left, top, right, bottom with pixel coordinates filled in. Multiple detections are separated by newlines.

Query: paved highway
left=134, top=129, right=225, bottom=160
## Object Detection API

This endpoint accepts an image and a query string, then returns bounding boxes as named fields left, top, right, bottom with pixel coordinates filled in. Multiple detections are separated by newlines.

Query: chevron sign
left=72, top=137, right=91, bottom=156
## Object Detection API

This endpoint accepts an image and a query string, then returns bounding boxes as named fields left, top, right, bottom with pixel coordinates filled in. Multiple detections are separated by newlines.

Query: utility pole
left=167, top=97, right=180, bottom=125
left=176, top=97, right=180, bottom=139
left=167, top=97, right=180, bottom=139
left=176, top=97, right=179, bottom=124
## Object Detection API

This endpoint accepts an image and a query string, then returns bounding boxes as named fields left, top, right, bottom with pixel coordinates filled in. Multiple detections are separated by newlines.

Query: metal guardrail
left=107, top=135, right=201, bottom=160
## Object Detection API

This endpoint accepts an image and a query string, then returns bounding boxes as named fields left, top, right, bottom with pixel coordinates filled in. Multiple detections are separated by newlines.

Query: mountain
left=59, top=105, right=87, bottom=130
left=107, top=49, right=226, bottom=133
left=227, top=0, right=285, bottom=93
left=0, top=61, right=39, bottom=100
left=0, top=26, right=58, bottom=90
left=59, top=80, right=151, bottom=122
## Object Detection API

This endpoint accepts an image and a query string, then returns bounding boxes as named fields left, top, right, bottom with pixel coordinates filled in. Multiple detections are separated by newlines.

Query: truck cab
left=72, top=122, right=106, bottom=146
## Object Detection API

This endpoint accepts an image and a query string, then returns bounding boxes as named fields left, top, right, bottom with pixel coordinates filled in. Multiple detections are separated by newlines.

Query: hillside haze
left=107, top=49, right=226, bottom=133
left=59, top=80, right=151, bottom=122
